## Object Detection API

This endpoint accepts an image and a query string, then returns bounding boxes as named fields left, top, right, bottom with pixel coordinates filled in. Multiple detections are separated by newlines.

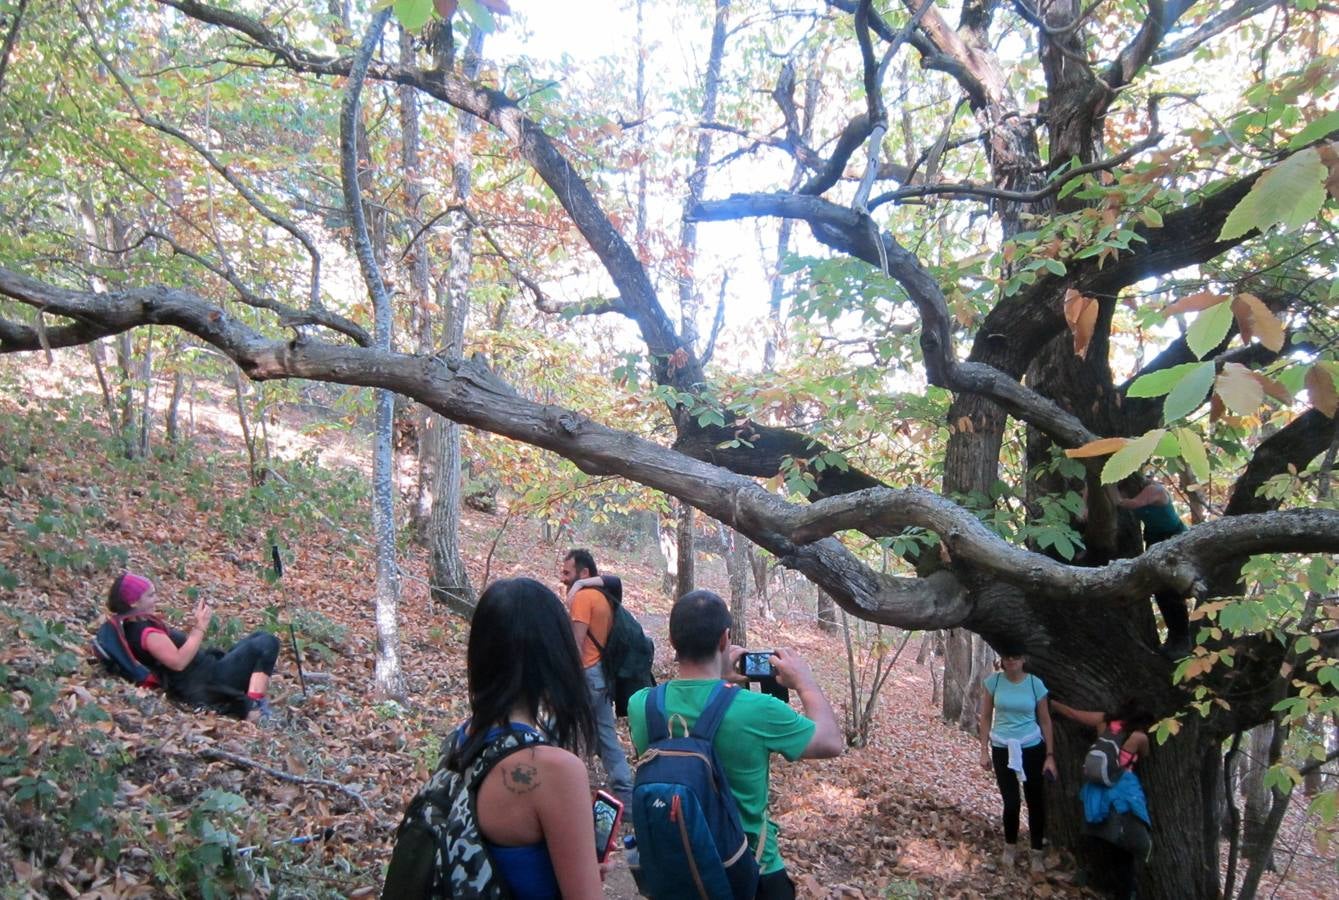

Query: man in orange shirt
left=560, top=548, right=633, bottom=802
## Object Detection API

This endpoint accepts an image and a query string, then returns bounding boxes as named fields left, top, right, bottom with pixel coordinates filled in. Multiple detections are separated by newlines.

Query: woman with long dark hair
left=106, top=571, right=280, bottom=721
left=407, top=577, right=602, bottom=899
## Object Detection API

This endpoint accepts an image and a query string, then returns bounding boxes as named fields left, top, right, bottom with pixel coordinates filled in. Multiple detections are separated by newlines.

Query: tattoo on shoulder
left=503, top=763, right=541, bottom=794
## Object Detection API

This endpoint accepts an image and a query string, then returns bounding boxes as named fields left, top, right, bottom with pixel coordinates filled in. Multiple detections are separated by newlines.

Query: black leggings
left=174, top=631, right=280, bottom=717
left=990, top=742, right=1047, bottom=849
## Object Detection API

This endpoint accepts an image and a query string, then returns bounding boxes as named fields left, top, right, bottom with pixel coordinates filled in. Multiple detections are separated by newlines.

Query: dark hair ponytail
left=107, top=573, right=132, bottom=614
left=456, top=577, right=595, bottom=765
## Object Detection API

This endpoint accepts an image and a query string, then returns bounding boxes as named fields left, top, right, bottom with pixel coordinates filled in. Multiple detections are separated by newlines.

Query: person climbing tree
left=1116, top=475, right=1191, bottom=658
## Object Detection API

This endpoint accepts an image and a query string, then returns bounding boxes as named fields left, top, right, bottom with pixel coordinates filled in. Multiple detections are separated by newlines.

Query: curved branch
left=159, top=0, right=697, bottom=390
left=1102, top=0, right=1195, bottom=91
left=0, top=266, right=966, bottom=630
left=1151, top=1, right=1284, bottom=68
left=868, top=129, right=1163, bottom=208
left=689, top=191, right=1099, bottom=448
left=144, top=229, right=369, bottom=345
left=781, top=485, right=1339, bottom=603
left=8, top=272, right=1336, bottom=631
left=0, top=0, right=28, bottom=100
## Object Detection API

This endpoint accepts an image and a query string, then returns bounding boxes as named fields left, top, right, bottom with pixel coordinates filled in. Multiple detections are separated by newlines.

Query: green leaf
left=1288, top=110, right=1339, bottom=150
left=1155, top=430, right=1180, bottom=457
left=1219, top=148, right=1328, bottom=240
left=1128, top=362, right=1204, bottom=399
left=1186, top=300, right=1234, bottom=360
left=1163, top=362, right=1215, bottom=423
left=1176, top=428, right=1211, bottom=484
left=393, top=0, right=435, bottom=30
left=1102, top=429, right=1165, bottom=484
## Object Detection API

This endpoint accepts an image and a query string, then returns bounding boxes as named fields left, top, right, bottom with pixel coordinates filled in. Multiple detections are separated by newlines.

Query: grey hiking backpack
left=382, top=726, right=547, bottom=898
left=1082, top=726, right=1126, bottom=786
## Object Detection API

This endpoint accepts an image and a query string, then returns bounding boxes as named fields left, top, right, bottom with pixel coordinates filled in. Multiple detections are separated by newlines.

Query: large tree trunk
left=342, top=9, right=405, bottom=700
left=725, top=526, right=748, bottom=645
left=428, top=26, right=485, bottom=616
left=401, top=25, right=437, bottom=539
left=675, top=501, right=695, bottom=598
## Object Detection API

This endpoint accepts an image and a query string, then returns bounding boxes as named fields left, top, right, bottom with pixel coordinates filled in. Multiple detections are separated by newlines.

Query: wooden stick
left=199, top=747, right=369, bottom=811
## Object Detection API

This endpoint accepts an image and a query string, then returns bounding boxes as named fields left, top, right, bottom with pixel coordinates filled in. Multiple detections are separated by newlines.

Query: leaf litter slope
left=0, top=356, right=1332, bottom=899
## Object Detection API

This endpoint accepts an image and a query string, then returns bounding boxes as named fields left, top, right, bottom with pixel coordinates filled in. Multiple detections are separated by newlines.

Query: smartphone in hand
left=739, top=650, right=775, bottom=680
left=593, top=790, right=624, bottom=862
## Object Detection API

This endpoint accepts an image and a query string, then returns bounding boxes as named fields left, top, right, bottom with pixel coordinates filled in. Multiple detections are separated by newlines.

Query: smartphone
left=593, top=790, right=623, bottom=862
left=740, top=650, right=775, bottom=679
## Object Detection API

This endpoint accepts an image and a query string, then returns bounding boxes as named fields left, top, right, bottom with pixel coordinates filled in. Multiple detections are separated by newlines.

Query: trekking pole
left=271, top=541, right=308, bottom=699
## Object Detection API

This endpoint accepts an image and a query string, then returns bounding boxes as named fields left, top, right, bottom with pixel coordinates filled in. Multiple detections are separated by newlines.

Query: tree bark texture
left=675, top=500, right=695, bottom=599
left=428, top=26, right=484, bottom=617
left=339, top=8, right=405, bottom=701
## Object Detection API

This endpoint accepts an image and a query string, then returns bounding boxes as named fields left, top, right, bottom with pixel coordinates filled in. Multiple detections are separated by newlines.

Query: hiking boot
left=1002, top=844, right=1016, bottom=867
left=245, top=696, right=274, bottom=723
left=1030, top=849, right=1046, bottom=874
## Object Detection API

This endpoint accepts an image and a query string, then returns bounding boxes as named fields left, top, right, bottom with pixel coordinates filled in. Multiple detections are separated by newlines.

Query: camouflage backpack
left=382, top=726, right=548, bottom=899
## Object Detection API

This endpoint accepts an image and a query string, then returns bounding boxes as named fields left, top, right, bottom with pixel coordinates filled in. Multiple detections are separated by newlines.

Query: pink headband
left=118, top=573, right=154, bottom=608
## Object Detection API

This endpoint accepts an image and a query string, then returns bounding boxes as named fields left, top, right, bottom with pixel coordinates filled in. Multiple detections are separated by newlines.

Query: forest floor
left=0, top=354, right=1335, bottom=899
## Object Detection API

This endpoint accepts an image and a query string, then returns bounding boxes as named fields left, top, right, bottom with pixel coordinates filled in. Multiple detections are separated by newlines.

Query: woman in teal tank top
left=1117, top=476, right=1191, bottom=656
left=978, top=641, right=1058, bottom=875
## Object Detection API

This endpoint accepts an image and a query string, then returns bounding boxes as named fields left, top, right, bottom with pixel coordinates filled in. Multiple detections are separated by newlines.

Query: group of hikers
left=94, top=544, right=1165, bottom=899
left=979, top=641, right=1155, bottom=900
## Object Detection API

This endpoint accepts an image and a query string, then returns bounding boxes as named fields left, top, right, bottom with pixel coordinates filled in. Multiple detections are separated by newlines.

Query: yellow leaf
left=1216, top=363, right=1264, bottom=415
left=1230, top=293, right=1285, bottom=352
left=1064, top=436, right=1129, bottom=458
left=1063, top=289, right=1099, bottom=359
left=1306, top=364, right=1339, bottom=417
left=1163, top=291, right=1227, bottom=317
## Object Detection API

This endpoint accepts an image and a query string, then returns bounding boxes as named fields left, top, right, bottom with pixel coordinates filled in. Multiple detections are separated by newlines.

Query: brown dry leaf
left=1062, top=289, right=1099, bottom=359
left=1319, top=142, right=1339, bottom=199
left=1307, top=365, right=1339, bottom=417
left=798, top=874, right=826, bottom=899
left=1249, top=370, right=1292, bottom=403
left=1064, top=436, right=1128, bottom=458
left=1162, top=291, right=1226, bottom=316
left=1230, top=293, right=1285, bottom=352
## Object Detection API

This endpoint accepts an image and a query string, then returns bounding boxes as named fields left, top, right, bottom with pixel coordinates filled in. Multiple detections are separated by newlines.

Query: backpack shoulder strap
left=470, top=730, right=548, bottom=785
left=643, top=683, right=670, bottom=743
left=688, top=682, right=738, bottom=742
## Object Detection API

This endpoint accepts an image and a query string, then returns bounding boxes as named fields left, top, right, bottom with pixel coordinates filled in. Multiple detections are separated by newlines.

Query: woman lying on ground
left=1050, top=696, right=1156, bottom=900
left=107, top=571, right=279, bottom=722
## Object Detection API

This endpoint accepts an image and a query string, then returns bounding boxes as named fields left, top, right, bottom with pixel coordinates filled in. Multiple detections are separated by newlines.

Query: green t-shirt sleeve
left=753, top=694, right=816, bottom=762
left=628, top=687, right=652, bottom=754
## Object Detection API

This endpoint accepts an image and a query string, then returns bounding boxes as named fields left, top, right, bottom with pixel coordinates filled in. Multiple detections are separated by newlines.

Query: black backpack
left=587, top=577, right=655, bottom=717
left=89, top=613, right=162, bottom=686
left=1082, top=725, right=1127, bottom=786
left=383, top=726, right=547, bottom=899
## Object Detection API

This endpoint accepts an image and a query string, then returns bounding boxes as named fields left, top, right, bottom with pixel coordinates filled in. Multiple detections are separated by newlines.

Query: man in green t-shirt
left=628, top=590, right=843, bottom=900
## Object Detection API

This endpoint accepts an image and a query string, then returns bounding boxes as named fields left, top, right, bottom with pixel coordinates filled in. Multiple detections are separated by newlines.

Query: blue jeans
left=584, top=663, right=633, bottom=796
